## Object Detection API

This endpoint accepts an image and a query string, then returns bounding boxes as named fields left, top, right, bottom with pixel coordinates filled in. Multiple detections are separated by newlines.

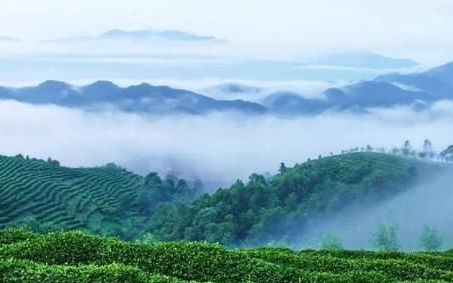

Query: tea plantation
left=0, top=154, right=150, bottom=236
left=1, top=228, right=453, bottom=282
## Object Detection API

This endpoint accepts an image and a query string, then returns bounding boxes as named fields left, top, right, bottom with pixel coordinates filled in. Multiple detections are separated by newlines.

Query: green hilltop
left=149, top=151, right=446, bottom=245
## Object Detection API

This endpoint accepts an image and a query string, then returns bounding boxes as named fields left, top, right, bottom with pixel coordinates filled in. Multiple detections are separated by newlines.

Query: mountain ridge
left=0, top=80, right=266, bottom=115
left=263, top=61, right=453, bottom=114
left=42, top=29, right=223, bottom=44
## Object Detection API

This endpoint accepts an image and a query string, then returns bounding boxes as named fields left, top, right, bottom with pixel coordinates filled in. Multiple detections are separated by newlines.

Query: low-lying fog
left=1, top=99, right=453, bottom=189
left=297, top=169, right=453, bottom=250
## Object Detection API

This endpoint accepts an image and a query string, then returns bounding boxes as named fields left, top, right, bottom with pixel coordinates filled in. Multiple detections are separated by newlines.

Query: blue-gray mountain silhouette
left=263, top=61, right=453, bottom=114
left=99, top=29, right=219, bottom=42
left=376, top=62, right=453, bottom=98
left=44, top=29, right=222, bottom=43
left=2, top=62, right=453, bottom=116
left=262, top=92, right=328, bottom=115
left=0, top=81, right=266, bottom=115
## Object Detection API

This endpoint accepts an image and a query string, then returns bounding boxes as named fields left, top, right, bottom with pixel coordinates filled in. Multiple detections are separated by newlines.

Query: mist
left=1, top=99, right=453, bottom=189
left=296, top=169, right=453, bottom=251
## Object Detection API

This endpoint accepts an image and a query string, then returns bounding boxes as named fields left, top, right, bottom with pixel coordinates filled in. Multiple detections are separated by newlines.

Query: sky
left=1, top=0, right=453, bottom=63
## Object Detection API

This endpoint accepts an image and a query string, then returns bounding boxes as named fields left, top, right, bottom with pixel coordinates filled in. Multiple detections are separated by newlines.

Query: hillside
left=1, top=228, right=453, bottom=282
left=376, top=62, right=453, bottom=98
left=0, top=155, right=199, bottom=239
left=0, top=152, right=447, bottom=245
left=325, top=61, right=453, bottom=108
left=149, top=152, right=447, bottom=245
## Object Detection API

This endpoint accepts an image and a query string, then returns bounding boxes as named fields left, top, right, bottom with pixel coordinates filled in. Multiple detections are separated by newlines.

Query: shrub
left=319, top=233, right=344, bottom=251
left=372, top=224, right=400, bottom=252
left=0, top=258, right=189, bottom=283
left=0, top=227, right=37, bottom=245
left=419, top=226, right=443, bottom=252
left=1, top=229, right=453, bottom=283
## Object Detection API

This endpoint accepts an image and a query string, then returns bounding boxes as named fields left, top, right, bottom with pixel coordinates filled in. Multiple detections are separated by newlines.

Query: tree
left=423, top=139, right=432, bottom=153
left=419, top=225, right=442, bottom=251
left=372, top=224, right=400, bottom=252
left=279, top=162, right=287, bottom=174
left=420, top=139, right=435, bottom=159
left=319, top=233, right=344, bottom=250
left=402, top=140, right=412, bottom=155
left=47, top=157, right=60, bottom=167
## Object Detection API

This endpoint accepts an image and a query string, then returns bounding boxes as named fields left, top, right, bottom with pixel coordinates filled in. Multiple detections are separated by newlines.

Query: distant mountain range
left=300, top=52, right=419, bottom=69
left=1, top=61, right=453, bottom=115
left=0, top=36, right=20, bottom=42
left=262, top=61, right=453, bottom=115
left=376, top=62, right=453, bottom=98
left=262, top=92, right=329, bottom=115
left=191, top=52, right=419, bottom=82
left=43, top=29, right=222, bottom=43
left=324, top=62, right=453, bottom=109
left=99, top=29, right=219, bottom=42
left=0, top=81, right=265, bottom=115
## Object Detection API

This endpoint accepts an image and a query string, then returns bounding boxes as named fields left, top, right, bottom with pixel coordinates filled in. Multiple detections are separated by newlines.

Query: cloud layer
left=1, top=100, right=453, bottom=189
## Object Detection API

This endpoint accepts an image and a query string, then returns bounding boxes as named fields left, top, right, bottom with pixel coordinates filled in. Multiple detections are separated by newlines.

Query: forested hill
left=0, top=152, right=447, bottom=244
left=149, top=152, right=447, bottom=245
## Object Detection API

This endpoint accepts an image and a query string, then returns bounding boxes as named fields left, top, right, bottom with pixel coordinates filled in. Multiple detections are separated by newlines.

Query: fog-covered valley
left=3, top=2, right=453, bottom=282
left=1, top=98, right=453, bottom=189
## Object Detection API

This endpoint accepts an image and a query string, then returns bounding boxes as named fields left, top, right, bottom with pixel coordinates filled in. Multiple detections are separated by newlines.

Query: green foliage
left=0, top=154, right=200, bottom=240
left=0, top=151, right=442, bottom=246
left=140, top=173, right=201, bottom=214
left=150, top=152, right=420, bottom=245
left=420, top=226, right=443, bottom=251
left=0, top=259, right=187, bottom=283
left=372, top=224, right=400, bottom=252
left=2, top=229, right=453, bottom=282
left=136, top=232, right=159, bottom=244
left=0, top=227, right=37, bottom=244
left=319, top=233, right=344, bottom=251
left=278, top=162, right=287, bottom=174
left=244, top=247, right=453, bottom=282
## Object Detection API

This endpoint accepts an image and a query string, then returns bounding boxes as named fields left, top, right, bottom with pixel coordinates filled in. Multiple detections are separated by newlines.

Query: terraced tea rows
left=0, top=155, right=144, bottom=234
left=331, top=151, right=439, bottom=172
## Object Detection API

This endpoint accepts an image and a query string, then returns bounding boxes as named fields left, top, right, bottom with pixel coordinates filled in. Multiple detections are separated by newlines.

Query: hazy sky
left=1, top=0, right=453, bottom=62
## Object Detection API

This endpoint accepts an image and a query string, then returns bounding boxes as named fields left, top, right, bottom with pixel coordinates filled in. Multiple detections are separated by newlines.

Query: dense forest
left=148, top=152, right=441, bottom=246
